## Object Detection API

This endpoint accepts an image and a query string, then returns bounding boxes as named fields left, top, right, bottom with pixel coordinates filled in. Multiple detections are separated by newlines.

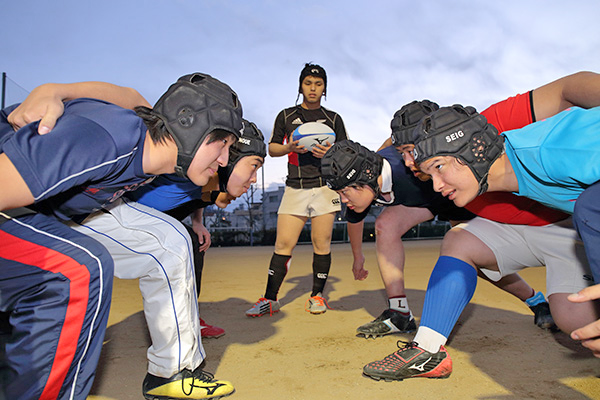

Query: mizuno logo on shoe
left=408, top=356, right=432, bottom=372
left=189, top=381, right=226, bottom=396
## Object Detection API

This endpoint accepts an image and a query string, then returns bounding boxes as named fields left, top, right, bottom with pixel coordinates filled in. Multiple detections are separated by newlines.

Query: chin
left=453, top=194, right=476, bottom=208
left=189, top=175, right=209, bottom=187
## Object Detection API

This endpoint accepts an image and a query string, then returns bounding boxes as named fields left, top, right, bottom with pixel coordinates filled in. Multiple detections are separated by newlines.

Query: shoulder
left=64, top=98, right=146, bottom=147
left=281, top=106, right=301, bottom=119
left=481, top=91, right=533, bottom=133
left=320, top=106, right=343, bottom=120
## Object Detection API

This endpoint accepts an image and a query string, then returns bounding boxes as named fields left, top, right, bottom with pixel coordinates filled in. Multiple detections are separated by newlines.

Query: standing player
left=0, top=72, right=241, bottom=400
left=362, top=71, right=600, bottom=382
left=246, top=63, right=349, bottom=316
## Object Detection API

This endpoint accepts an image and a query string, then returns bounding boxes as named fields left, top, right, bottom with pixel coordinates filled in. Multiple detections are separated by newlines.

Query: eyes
left=303, top=79, right=324, bottom=87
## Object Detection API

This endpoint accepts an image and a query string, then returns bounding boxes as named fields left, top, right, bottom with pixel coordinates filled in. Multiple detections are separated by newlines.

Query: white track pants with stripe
left=70, top=198, right=204, bottom=378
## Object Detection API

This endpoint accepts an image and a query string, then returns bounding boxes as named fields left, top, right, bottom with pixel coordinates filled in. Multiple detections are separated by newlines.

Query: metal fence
left=207, top=219, right=452, bottom=247
left=1, top=72, right=30, bottom=108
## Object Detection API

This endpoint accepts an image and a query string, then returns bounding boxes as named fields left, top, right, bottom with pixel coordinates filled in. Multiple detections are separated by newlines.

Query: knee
left=439, top=228, right=463, bottom=256
left=549, top=293, right=600, bottom=334
left=375, top=218, right=393, bottom=237
left=312, top=238, right=332, bottom=254
left=375, top=218, right=408, bottom=242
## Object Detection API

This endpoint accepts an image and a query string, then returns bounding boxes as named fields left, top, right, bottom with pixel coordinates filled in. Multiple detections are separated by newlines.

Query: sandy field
left=88, top=240, right=600, bottom=400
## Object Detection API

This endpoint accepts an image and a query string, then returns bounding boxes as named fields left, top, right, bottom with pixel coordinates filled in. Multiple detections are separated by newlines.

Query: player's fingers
left=571, top=319, right=600, bottom=341
left=568, top=283, right=600, bottom=303
left=579, top=338, right=600, bottom=356
left=7, top=111, right=27, bottom=131
left=198, top=239, right=210, bottom=252
left=37, top=103, right=64, bottom=134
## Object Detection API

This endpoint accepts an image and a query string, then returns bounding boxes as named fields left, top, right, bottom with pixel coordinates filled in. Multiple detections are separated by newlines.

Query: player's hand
left=287, top=139, right=308, bottom=154
left=7, top=83, right=65, bottom=134
left=311, top=141, right=332, bottom=159
left=352, top=253, right=369, bottom=281
left=192, top=221, right=212, bottom=252
left=568, top=284, right=600, bottom=357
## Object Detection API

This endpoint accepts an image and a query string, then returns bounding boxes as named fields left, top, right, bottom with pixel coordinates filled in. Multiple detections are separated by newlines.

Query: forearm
left=347, top=220, right=365, bottom=257
left=192, top=208, right=204, bottom=229
left=533, top=71, right=600, bottom=120
left=377, top=137, right=393, bottom=151
left=41, top=82, right=151, bottom=109
left=268, top=142, right=290, bottom=157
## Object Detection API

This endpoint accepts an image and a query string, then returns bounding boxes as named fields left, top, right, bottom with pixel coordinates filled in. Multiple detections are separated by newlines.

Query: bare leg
left=375, top=205, right=434, bottom=298
left=274, top=214, right=308, bottom=255
left=310, top=212, right=335, bottom=255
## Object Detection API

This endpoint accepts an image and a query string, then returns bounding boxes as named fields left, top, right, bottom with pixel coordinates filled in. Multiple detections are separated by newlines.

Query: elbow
left=125, top=87, right=151, bottom=108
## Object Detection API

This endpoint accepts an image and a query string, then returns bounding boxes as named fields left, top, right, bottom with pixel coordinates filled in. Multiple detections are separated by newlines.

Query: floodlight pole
left=1, top=72, right=6, bottom=109
left=261, top=164, right=266, bottom=242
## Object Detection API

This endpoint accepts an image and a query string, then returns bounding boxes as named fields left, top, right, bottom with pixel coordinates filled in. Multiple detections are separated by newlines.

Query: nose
left=339, top=193, right=349, bottom=204
left=217, top=146, right=229, bottom=167
left=250, top=170, right=258, bottom=184
left=404, top=152, right=416, bottom=168
left=431, top=174, right=444, bottom=193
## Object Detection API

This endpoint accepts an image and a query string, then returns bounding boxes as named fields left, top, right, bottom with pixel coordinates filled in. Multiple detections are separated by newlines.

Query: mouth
left=443, top=189, right=456, bottom=200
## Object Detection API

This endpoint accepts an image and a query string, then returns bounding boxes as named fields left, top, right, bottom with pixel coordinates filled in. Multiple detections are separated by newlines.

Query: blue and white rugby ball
left=291, top=122, right=335, bottom=152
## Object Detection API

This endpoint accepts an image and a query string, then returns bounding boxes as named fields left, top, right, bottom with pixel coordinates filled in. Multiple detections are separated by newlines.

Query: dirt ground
left=88, top=240, right=600, bottom=400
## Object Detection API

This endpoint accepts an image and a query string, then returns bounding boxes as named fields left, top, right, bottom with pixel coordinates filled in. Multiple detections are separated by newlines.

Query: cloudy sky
left=2, top=0, right=599, bottom=193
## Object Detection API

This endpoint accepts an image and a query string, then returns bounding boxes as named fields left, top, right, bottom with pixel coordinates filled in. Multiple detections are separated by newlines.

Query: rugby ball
left=291, top=122, right=336, bottom=152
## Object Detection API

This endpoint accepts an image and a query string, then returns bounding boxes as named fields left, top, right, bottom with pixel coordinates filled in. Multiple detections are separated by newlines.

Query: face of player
left=301, top=76, right=325, bottom=108
left=396, top=144, right=431, bottom=182
left=186, top=134, right=235, bottom=187
left=215, top=192, right=236, bottom=208
left=420, top=155, right=479, bottom=207
left=336, top=185, right=375, bottom=213
left=226, top=155, right=264, bottom=197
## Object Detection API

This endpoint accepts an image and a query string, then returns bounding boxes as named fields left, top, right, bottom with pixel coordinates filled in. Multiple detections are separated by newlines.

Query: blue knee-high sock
left=420, top=256, right=478, bottom=338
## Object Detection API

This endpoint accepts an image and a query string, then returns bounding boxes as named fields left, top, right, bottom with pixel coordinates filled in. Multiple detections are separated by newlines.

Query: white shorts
left=277, top=186, right=341, bottom=217
left=456, top=217, right=594, bottom=295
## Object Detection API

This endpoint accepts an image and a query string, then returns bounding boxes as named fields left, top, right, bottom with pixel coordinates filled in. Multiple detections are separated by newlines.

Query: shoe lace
left=254, top=297, right=270, bottom=306
left=304, top=295, right=332, bottom=311
left=181, top=369, right=216, bottom=396
left=396, top=340, right=418, bottom=350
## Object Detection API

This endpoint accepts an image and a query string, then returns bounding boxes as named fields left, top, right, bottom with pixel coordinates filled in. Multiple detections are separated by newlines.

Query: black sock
left=311, top=253, right=331, bottom=296
left=264, top=253, right=291, bottom=301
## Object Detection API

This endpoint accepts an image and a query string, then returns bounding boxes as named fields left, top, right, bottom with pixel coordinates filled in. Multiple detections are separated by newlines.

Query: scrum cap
left=152, top=72, right=243, bottom=178
left=413, top=104, right=504, bottom=195
left=218, top=119, right=267, bottom=192
left=390, top=100, right=439, bottom=146
left=299, top=63, right=327, bottom=95
left=321, top=139, right=383, bottom=195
